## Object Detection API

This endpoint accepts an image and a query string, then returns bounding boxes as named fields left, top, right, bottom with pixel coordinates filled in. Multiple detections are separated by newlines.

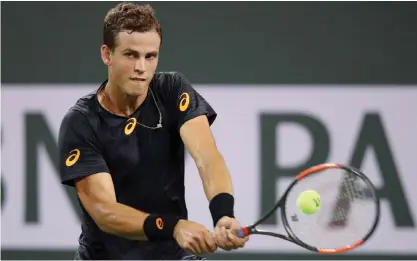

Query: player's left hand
left=213, top=216, right=249, bottom=251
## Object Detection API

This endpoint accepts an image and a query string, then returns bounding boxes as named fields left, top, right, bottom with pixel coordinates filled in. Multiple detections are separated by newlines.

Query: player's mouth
left=130, top=77, right=146, bottom=82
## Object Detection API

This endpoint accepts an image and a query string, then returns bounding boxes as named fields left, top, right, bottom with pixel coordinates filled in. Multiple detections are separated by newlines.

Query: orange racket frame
left=237, top=163, right=380, bottom=254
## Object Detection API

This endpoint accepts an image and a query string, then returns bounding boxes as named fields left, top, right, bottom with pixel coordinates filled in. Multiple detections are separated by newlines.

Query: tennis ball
left=297, top=190, right=321, bottom=215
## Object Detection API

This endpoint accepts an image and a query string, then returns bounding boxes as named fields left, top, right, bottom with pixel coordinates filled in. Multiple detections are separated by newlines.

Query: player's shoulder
left=152, top=71, right=186, bottom=86
left=60, top=88, right=100, bottom=131
left=152, top=71, right=191, bottom=93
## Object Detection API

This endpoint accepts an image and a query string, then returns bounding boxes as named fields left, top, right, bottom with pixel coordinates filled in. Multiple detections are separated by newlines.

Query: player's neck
left=99, top=82, right=148, bottom=117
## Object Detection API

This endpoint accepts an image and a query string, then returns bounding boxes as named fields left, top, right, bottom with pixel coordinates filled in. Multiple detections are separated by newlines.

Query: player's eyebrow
left=122, top=49, right=158, bottom=57
left=123, top=48, right=139, bottom=54
left=147, top=51, right=159, bottom=57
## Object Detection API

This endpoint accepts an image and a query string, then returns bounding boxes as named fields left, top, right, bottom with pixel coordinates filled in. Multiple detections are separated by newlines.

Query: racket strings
left=329, top=172, right=356, bottom=225
left=329, top=171, right=373, bottom=226
left=342, top=173, right=367, bottom=201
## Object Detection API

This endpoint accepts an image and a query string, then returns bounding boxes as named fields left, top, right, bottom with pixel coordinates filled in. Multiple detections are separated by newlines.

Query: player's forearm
left=94, top=202, right=150, bottom=240
left=197, top=151, right=234, bottom=201
left=197, top=151, right=236, bottom=226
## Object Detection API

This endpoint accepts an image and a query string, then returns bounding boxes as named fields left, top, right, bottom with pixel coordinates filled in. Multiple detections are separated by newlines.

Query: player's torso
left=80, top=81, right=187, bottom=217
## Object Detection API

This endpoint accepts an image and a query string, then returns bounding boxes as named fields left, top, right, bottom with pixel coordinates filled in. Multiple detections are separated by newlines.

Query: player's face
left=102, top=30, right=161, bottom=96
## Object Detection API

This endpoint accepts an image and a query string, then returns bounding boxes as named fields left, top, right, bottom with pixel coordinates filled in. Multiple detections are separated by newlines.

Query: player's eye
left=125, top=52, right=137, bottom=58
left=146, top=53, right=158, bottom=60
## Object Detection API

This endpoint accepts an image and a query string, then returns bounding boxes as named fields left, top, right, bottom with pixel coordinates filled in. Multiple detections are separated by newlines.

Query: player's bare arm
left=180, top=114, right=248, bottom=250
left=174, top=71, right=248, bottom=250
left=180, top=115, right=233, bottom=200
left=75, top=172, right=150, bottom=241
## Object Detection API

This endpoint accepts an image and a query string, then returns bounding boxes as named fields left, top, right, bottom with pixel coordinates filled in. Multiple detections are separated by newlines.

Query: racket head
left=280, top=163, right=380, bottom=254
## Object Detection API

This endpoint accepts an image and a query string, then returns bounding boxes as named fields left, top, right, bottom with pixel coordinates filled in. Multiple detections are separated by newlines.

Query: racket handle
left=237, top=226, right=249, bottom=238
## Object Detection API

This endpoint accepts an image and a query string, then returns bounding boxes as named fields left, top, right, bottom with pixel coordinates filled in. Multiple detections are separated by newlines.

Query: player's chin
left=125, top=81, right=148, bottom=96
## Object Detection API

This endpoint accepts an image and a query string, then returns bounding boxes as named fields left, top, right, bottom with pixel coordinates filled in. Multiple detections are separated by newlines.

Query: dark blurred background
left=2, top=1, right=417, bottom=260
left=2, top=1, right=417, bottom=85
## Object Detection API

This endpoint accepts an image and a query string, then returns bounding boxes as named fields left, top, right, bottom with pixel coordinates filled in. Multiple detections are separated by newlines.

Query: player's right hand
left=173, top=219, right=217, bottom=255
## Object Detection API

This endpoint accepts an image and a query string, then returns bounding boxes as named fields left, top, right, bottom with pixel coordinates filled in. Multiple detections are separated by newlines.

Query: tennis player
left=58, top=2, right=248, bottom=260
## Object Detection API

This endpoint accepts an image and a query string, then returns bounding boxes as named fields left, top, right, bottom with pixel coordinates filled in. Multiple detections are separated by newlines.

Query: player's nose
left=134, top=58, right=146, bottom=73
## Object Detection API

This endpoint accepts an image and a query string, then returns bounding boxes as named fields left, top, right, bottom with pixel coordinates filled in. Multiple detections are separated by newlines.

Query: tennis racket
left=237, top=163, right=380, bottom=254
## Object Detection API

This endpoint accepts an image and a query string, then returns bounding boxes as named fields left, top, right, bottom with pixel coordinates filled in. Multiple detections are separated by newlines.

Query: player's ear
left=101, top=45, right=112, bottom=66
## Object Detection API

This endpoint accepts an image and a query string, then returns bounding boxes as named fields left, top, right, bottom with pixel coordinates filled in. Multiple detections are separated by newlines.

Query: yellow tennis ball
left=297, top=190, right=321, bottom=215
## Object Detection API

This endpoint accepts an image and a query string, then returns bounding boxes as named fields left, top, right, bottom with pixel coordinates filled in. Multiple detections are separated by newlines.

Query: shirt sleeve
left=172, top=72, right=217, bottom=131
left=58, top=109, right=109, bottom=187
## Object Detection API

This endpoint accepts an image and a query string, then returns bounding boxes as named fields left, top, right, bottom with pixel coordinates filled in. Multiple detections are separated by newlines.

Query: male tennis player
left=58, top=2, right=248, bottom=260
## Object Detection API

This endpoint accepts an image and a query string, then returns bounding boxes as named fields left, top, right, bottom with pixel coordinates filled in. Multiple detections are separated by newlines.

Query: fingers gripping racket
left=237, top=163, right=380, bottom=254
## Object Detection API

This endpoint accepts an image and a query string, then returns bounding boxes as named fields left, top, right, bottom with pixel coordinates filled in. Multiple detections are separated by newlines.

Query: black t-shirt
left=58, top=72, right=217, bottom=259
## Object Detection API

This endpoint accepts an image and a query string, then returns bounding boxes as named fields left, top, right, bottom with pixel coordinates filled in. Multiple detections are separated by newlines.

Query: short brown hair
left=103, top=2, right=162, bottom=51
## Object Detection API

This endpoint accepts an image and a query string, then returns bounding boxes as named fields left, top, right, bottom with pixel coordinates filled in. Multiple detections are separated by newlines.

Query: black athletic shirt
left=58, top=72, right=217, bottom=259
